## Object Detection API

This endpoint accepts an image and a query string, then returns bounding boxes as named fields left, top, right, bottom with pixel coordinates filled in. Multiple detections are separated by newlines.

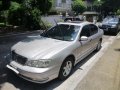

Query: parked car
left=7, top=21, right=103, bottom=83
left=99, top=16, right=120, bottom=34
left=64, top=17, right=82, bottom=22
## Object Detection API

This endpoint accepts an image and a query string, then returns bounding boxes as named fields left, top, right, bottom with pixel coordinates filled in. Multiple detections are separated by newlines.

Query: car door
left=89, top=24, right=99, bottom=49
left=75, top=25, right=92, bottom=62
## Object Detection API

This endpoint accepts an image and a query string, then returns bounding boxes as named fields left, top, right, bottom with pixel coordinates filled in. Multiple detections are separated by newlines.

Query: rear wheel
left=95, top=40, right=102, bottom=52
left=58, top=57, right=73, bottom=80
left=113, top=28, right=119, bottom=35
left=114, top=30, right=118, bottom=35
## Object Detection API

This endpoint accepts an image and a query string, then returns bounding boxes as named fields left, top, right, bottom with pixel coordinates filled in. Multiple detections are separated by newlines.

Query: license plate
left=104, top=28, right=108, bottom=31
left=6, top=65, right=19, bottom=74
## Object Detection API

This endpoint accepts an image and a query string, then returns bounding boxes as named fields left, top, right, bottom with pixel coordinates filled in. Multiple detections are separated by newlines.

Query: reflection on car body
left=7, top=21, right=103, bottom=83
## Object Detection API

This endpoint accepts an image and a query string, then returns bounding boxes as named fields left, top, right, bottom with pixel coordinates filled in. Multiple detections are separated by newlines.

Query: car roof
left=58, top=21, right=92, bottom=26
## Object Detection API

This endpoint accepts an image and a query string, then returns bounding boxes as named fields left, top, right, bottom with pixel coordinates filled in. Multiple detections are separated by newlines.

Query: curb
left=72, top=33, right=120, bottom=90
left=55, top=36, right=117, bottom=90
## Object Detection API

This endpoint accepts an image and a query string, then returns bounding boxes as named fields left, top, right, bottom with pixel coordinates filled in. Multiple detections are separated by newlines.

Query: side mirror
left=80, top=36, right=88, bottom=41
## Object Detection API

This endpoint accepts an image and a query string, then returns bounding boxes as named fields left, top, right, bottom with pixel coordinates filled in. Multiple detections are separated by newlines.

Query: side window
left=90, top=24, right=98, bottom=35
left=80, top=25, right=90, bottom=37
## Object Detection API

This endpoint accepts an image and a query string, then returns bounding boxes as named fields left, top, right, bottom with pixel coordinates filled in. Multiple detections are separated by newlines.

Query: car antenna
left=40, top=19, right=47, bottom=32
left=54, top=19, right=64, bottom=40
left=40, top=19, right=49, bottom=37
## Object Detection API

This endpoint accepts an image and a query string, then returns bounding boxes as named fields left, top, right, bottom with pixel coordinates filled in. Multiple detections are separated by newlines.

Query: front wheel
left=58, top=57, right=73, bottom=80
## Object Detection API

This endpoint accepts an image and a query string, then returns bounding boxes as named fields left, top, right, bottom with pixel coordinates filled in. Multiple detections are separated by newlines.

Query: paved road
left=0, top=32, right=116, bottom=90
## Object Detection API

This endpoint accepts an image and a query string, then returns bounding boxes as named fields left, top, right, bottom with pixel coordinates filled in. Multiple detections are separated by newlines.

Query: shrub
left=40, top=20, right=52, bottom=30
left=8, top=2, right=23, bottom=26
left=8, top=1, right=42, bottom=30
left=117, top=9, right=120, bottom=15
left=72, top=0, right=86, bottom=14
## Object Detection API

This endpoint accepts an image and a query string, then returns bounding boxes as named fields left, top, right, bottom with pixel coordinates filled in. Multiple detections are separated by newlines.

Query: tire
left=114, top=28, right=118, bottom=35
left=58, top=57, right=74, bottom=80
left=95, top=40, right=102, bottom=52
left=114, top=31, right=118, bottom=35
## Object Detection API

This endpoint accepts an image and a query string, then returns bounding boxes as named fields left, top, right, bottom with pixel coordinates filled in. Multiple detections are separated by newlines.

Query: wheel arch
left=99, top=38, right=102, bottom=42
left=58, top=54, right=75, bottom=80
left=59, top=54, right=76, bottom=72
left=64, top=55, right=75, bottom=66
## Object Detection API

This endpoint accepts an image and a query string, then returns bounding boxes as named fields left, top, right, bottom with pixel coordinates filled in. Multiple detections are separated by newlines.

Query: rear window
left=90, top=24, right=98, bottom=35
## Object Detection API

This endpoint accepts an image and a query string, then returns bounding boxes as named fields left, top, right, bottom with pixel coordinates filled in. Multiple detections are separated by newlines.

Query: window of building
left=62, top=0, right=66, bottom=3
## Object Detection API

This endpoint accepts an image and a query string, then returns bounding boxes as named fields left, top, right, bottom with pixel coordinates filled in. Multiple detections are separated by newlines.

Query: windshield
left=41, top=24, right=80, bottom=41
left=102, top=17, right=119, bottom=24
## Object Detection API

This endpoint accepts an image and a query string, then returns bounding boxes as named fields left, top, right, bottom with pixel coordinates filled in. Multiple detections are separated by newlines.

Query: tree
left=72, top=0, right=86, bottom=14
left=92, top=0, right=103, bottom=12
left=1, top=0, right=11, bottom=10
left=0, top=0, right=11, bottom=25
left=36, top=0, right=53, bottom=15
left=117, top=9, right=120, bottom=15
left=96, top=0, right=120, bottom=16
left=0, top=0, right=54, bottom=29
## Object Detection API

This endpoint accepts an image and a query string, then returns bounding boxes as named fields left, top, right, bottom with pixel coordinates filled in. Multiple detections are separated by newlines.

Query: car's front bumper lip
left=100, top=27, right=117, bottom=32
left=6, top=61, right=59, bottom=83
left=7, top=65, right=19, bottom=74
left=6, top=64, right=50, bottom=83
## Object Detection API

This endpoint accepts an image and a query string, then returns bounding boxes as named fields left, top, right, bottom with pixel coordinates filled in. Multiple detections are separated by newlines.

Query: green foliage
left=30, top=8, right=41, bottom=29
left=37, top=0, right=53, bottom=15
left=117, top=9, right=120, bottom=15
left=8, top=1, right=42, bottom=30
left=1, top=0, right=11, bottom=10
left=8, top=2, right=23, bottom=26
left=72, top=0, right=86, bottom=14
left=9, top=1, right=21, bottom=11
left=0, top=0, right=54, bottom=30
left=101, top=0, right=120, bottom=13
left=0, top=1, right=2, bottom=10
left=93, top=0, right=104, bottom=7
left=40, top=20, right=52, bottom=29
left=0, top=10, right=9, bottom=25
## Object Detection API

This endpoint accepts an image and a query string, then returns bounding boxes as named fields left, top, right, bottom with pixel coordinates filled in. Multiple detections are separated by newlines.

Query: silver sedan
left=7, top=21, right=103, bottom=83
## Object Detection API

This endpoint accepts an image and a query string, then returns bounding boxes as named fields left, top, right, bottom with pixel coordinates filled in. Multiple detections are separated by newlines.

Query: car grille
left=12, top=51, right=27, bottom=65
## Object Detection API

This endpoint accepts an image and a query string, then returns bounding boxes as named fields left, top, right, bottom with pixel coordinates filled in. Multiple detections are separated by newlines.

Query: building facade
left=54, top=0, right=72, bottom=11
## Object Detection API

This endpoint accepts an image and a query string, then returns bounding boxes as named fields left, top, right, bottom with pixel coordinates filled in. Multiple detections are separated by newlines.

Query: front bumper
left=100, top=26, right=117, bottom=33
left=7, top=61, right=59, bottom=83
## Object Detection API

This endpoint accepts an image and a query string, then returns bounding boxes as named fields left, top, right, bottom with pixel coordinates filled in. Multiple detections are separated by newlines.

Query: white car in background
left=7, top=21, right=103, bottom=83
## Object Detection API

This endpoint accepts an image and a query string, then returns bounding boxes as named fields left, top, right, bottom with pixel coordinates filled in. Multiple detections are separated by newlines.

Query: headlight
left=98, top=24, right=102, bottom=27
left=25, top=59, right=51, bottom=68
left=111, top=25, right=116, bottom=28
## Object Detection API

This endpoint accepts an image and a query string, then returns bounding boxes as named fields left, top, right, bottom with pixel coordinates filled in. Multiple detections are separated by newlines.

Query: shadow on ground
left=104, top=32, right=117, bottom=36
left=114, top=49, right=120, bottom=52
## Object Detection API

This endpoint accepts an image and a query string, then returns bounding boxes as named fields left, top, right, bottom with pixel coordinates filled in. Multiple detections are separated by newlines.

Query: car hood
left=12, top=36, right=72, bottom=60
left=102, top=22, right=118, bottom=26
